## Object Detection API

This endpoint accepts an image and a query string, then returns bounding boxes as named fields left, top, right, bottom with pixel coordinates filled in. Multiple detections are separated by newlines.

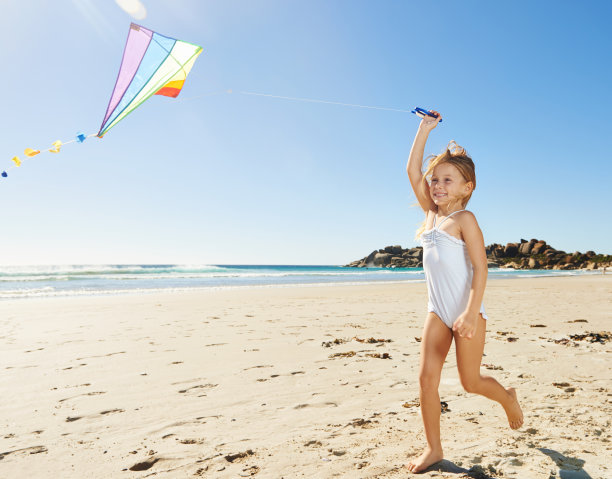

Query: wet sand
left=0, top=275, right=610, bottom=478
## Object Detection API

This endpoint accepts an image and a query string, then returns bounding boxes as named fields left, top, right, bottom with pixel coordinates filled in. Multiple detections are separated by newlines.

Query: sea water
left=0, top=264, right=599, bottom=300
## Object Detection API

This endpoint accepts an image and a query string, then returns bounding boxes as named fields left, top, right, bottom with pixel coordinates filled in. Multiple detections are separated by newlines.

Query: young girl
left=405, top=111, right=523, bottom=473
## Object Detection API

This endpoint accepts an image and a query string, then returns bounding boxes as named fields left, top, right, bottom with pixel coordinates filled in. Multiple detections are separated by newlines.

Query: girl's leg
left=406, top=313, right=453, bottom=473
left=454, top=314, right=524, bottom=429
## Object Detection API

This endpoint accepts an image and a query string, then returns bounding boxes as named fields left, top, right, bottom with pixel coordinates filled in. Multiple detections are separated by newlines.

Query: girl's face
left=429, top=162, right=472, bottom=207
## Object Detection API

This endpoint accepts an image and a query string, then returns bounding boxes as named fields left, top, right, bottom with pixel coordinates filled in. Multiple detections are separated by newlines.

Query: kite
left=3, top=23, right=202, bottom=180
left=98, top=23, right=202, bottom=137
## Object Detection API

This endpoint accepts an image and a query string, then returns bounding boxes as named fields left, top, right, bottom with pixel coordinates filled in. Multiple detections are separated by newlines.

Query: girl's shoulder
left=456, top=209, right=478, bottom=223
left=456, top=210, right=482, bottom=234
left=458, top=209, right=477, bottom=220
left=455, top=210, right=476, bottom=221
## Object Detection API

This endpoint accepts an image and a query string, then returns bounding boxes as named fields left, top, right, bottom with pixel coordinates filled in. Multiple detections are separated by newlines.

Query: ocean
left=0, top=264, right=600, bottom=300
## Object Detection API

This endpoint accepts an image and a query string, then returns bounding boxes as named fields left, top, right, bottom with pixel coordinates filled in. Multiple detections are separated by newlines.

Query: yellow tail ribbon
left=49, top=140, right=62, bottom=153
left=24, top=148, right=41, bottom=157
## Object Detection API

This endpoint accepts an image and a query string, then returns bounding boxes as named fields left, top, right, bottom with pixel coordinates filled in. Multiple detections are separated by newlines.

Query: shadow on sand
left=407, top=448, right=592, bottom=478
left=420, top=459, right=498, bottom=478
left=538, top=448, right=593, bottom=479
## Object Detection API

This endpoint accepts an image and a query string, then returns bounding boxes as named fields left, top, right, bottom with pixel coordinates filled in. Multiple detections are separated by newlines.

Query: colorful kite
left=3, top=23, right=202, bottom=180
left=98, top=23, right=202, bottom=137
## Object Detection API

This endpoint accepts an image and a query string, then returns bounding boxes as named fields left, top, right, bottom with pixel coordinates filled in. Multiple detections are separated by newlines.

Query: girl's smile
left=429, top=162, right=472, bottom=206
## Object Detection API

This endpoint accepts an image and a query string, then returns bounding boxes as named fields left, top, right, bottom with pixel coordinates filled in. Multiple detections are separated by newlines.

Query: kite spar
left=2, top=23, right=202, bottom=180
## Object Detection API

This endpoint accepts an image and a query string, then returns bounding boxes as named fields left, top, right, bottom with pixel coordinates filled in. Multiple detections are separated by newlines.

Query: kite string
left=175, top=69, right=414, bottom=112
left=235, top=90, right=413, bottom=113
left=4, top=86, right=413, bottom=175
left=108, top=86, right=413, bottom=113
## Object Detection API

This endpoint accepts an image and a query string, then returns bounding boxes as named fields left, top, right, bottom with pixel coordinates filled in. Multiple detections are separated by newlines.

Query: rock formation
left=345, top=238, right=612, bottom=270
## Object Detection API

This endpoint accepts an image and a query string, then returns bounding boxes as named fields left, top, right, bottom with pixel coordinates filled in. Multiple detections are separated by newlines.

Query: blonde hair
left=415, top=140, right=476, bottom=239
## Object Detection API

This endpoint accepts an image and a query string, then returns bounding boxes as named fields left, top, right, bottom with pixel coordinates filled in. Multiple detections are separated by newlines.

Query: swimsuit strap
left=435, top=209, right=465, bottom=229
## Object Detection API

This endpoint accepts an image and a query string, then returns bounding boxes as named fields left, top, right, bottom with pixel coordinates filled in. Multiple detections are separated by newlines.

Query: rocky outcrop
left=487, top=238, right=611, bottom=270
left=345, top=245, right=424, bottom=268
left=345, top=238, right=612, bottom=270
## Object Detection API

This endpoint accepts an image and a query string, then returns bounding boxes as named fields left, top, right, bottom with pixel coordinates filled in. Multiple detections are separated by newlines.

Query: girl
left=405, top=111, right=523, bottom=473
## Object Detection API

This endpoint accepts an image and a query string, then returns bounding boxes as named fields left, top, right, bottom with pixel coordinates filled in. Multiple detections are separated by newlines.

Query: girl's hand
left=419, top=110, right=442, bottom=133
left=452, top=310, right=478, bottom=339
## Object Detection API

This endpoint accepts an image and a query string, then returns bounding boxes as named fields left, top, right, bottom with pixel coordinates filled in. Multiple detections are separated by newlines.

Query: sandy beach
left=0, top=275, right=610, bottom=478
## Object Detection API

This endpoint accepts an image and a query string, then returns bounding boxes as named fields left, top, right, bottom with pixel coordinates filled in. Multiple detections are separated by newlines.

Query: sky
left=1, top=0, right=611, bottom=265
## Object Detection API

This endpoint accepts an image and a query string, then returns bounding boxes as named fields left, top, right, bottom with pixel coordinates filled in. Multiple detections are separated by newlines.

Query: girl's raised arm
left=406, top=111, right=442, bottom=212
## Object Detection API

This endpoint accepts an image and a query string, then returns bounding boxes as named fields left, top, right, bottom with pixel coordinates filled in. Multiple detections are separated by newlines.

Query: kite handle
left=411, top=107, right=442, bottom=122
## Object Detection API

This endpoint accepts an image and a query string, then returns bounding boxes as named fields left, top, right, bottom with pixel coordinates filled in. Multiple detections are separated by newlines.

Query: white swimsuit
left=420, top=209, right=488, bottom=328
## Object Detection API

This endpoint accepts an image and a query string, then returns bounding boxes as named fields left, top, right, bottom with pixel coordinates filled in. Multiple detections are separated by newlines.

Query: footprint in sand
left=66, top=408, right=125, bottom=422
left=179, top=438, right=205, bottom=444
left=243, top=365, right=274, bottom=371
left=101, top=408, right=124, bottom=415
left=256, top=370, right=304, bottom=382
left=294, top=402, right=338, bottom=409
left=224, top=449, right=254, bottom=463
left=0, top=445, right=47, bottom=459
left=58, top=391, right=106, bottom=403
left=61, top=363, right=88, bottom=371
left=128, top=457, right=160, bottom=471
left=348, top=418, right=375, bottom=428
left=171, top=377, right=206, bottom=385
left=178, top=384, right=218, bottom=397
left=76, top=351, right=126, bottom=360
left=482, top=363, right=503, bottom=370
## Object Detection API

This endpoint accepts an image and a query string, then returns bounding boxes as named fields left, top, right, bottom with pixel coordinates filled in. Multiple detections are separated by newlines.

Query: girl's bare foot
left=405, top=446, right=443, bottom=473
left=503, top=387, right=523, bottom=429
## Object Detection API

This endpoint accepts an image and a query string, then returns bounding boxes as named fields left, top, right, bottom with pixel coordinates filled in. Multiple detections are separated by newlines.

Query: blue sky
left=1, top=0, right=610, bottom=265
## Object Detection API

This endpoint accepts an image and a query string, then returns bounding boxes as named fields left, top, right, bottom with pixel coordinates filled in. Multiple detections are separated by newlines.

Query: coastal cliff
left=345, top=239, right=612, bottom=270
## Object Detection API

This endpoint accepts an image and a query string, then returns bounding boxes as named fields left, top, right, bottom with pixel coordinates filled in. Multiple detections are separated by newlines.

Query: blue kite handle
left=411, top=107, right=442, bottom=122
